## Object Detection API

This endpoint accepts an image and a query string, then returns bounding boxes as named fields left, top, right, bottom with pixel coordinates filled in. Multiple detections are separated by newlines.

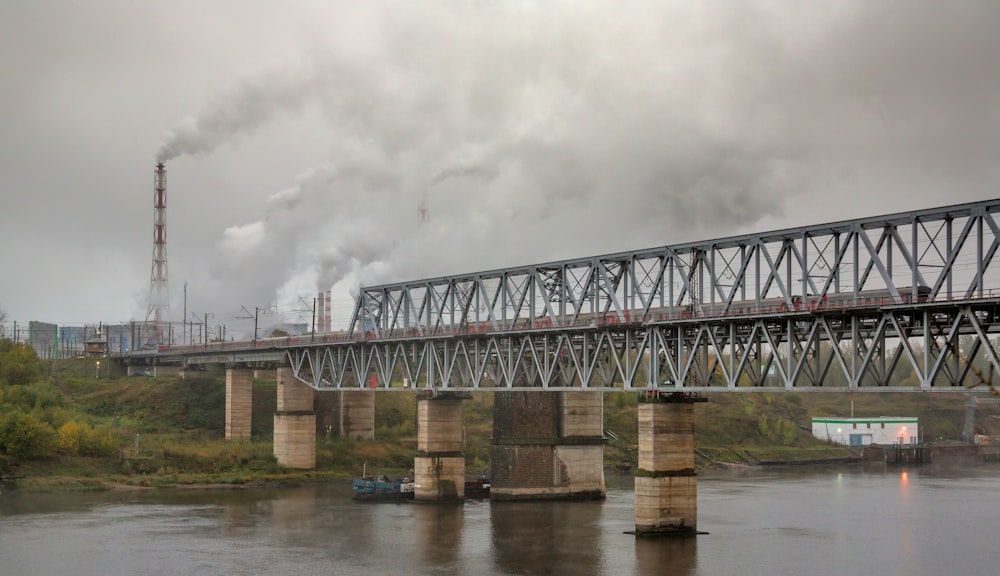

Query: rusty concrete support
left=490, top=391, right=605, bottom=500
left=338, top=390, right=375, bottom=440
left=414, top=392, right=470, bottom=501
left=273, top=366, right=316, bottom=469
left=225, top=368, right=253, bottom=441
left=633, top=393, right=705, bottom=536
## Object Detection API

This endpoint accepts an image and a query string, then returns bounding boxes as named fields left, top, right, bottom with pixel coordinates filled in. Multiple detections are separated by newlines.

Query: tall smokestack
left=145, top=163, right=170, bottom=343
left=325, top=290, right=332, bottom=332
left=317, top=291, right=326, bottom=334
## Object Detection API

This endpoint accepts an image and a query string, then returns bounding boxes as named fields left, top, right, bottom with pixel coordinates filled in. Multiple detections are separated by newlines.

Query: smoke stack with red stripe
left=324, top=291, right=332, bottom=332
left=317, top=291, right=325, bottom=334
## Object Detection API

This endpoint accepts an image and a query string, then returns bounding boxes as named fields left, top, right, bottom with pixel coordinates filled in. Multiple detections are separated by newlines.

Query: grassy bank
left=3, top=356, right=999, bottom=491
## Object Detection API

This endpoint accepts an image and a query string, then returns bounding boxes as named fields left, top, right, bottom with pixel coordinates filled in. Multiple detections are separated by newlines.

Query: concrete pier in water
left=633, top=393, right=706, bottom=536
left=490, top=391, right=605, bottom=501
left=415, top=392, right=470, bottom=501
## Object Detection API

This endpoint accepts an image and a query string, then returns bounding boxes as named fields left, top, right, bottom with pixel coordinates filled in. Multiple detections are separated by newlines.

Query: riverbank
left=8, top=442, right=997, bottom=494
left=4, top=361, right=1000, bottom=493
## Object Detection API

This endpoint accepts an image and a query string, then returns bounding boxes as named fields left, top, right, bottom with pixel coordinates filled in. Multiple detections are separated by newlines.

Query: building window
left=881, top=423, right=885, bottom=429
left=867, top=423, right=871, bottom=429
left=853, top=423, right=857, bottom=429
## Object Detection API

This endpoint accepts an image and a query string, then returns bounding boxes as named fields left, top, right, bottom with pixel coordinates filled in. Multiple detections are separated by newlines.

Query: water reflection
left=635, top=537, right=697, bottom=575
left=2, top=467, right=999, bottom=576
left=490, top=500, right=606, bottom=576
left=413, top=503, right=465, bottom=569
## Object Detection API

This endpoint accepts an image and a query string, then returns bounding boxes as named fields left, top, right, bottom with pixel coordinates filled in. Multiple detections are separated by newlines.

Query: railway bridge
left=121, top=198, right=1000, bottom=536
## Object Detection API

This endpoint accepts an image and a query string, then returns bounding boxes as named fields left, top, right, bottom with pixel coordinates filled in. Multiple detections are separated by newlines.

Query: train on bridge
left=132, top=284, right=960, bottom=356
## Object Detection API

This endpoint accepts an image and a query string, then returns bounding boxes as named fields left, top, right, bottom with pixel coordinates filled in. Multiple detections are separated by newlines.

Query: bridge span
left=116, top=199, right=1000, bottom=536
left=125, top=198, right=1000, bottom=394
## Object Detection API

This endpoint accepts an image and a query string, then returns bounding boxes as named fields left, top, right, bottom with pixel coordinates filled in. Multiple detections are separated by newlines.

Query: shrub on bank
left=0, top=341, right=42, bottom=386
left=56, top=421, right=117, bottom=457
left=0, top=411, right=57, bottom=459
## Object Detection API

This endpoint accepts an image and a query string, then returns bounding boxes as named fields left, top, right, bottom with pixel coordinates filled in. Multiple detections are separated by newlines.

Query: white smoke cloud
left=158, top=1, right=1000, bottom=327
left=155, top=67, right=317, bottom=163
left=220, top=221, right=265, bottom=255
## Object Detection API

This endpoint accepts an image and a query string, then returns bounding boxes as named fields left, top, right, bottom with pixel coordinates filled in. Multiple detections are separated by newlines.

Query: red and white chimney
left=316, top=291, right=326, bottom=333
left=324, top=290, right=332, bottom=332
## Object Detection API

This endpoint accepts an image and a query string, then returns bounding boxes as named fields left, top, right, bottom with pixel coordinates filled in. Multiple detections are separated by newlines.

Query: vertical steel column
left=977, top=211, right=984, bottom=299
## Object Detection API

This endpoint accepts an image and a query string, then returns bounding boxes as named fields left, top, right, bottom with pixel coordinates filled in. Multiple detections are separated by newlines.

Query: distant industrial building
left=28, top=321, right=59, bottom=359
left=105, top=324, right=138, bottom=354
left=21, top=322, right=141, bottom=358
left=812, top=417, right=919, bottom=446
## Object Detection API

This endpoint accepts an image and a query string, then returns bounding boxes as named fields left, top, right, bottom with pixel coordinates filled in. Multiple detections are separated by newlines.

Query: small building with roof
left=812, top=417, right=919, bottom=446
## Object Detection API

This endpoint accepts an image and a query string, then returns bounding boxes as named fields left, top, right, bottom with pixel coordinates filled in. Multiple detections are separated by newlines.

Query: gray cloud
left=1, top=1, right=998, bottom=331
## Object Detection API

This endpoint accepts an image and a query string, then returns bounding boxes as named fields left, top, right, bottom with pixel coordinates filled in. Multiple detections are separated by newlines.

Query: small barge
left=352, top=474, right=415, bottom=501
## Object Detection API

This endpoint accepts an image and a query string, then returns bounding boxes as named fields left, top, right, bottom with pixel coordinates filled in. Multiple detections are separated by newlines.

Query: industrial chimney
left=145, top=163, right=170, bottom=343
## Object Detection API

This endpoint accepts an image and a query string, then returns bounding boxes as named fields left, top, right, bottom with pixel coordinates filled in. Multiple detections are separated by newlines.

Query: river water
left=1, top=465, right=996, bottom=575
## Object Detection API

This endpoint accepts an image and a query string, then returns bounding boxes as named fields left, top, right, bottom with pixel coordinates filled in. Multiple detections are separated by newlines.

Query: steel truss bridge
left=134, top=199, right=1000, bottom=393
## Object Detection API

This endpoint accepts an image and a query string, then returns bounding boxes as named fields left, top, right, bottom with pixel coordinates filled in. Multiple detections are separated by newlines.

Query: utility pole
left=296, top=296, right=317, bottom=341
left=183, top=281, right=187, bottom=346
left=191, top=313, right=203, bottom=345
left=238, top=306, right=261, bottom=341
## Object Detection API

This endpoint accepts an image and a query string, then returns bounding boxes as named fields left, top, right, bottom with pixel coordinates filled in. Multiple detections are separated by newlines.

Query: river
left=1, top=464, right=996, bottom=575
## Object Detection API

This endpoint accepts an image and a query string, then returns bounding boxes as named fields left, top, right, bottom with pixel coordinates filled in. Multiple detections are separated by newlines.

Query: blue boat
left=352, top=473, right=415, bottom=501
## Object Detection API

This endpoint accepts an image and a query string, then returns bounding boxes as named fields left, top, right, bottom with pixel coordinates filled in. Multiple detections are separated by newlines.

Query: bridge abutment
left=633, top=395, right=704, bottom=536
left=490, top=391, right=605, bottom=501
left=225, top=368, right=253, bottom=441
left=273, top=366, right=316, bottom=469
left=415, top=392, right=470, bottom=501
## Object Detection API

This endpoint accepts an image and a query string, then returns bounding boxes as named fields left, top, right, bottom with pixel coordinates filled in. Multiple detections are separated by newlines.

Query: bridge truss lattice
left=283, top=199, right=1000, bottom=391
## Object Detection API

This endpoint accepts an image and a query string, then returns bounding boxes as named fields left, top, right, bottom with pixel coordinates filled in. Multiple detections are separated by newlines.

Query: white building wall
left=812, top=418, right=919, bottom=446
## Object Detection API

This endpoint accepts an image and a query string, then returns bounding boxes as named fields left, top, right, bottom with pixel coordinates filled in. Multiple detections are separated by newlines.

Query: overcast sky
left=1, top=1, right=998, bottom=334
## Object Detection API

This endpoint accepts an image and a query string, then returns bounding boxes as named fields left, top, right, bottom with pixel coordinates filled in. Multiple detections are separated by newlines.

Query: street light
left=95, top=360, right=101, bottom=379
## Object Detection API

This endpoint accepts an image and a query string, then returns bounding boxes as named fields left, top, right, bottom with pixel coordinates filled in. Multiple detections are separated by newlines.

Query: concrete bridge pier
left=273, top=366, right=317, bottom=469
left=633, top=393, right=706, bottom=537
left=415, top=392, right=471, bottom=501
left=490, top=391, right=605, bottom=501
left=225, top=367, right=253, bottom=441
left=334, top=391, right=375, bottom=439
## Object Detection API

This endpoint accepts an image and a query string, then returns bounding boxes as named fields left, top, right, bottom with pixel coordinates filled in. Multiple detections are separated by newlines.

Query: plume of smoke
left=156, top=68, right=317, bottom=163
left=185, top=1, right=1000, bottom=328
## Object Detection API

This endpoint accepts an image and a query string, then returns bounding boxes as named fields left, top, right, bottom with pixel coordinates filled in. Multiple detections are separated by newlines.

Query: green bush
left=0, top=411, right=57, bottom=459
left=0, top=342, right=42, bottom=386
left=2, top=382, right=65, bottom=411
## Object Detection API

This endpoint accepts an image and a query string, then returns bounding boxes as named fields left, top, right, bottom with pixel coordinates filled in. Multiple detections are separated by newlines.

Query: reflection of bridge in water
left=119, top=199, right=1000, bottom=536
